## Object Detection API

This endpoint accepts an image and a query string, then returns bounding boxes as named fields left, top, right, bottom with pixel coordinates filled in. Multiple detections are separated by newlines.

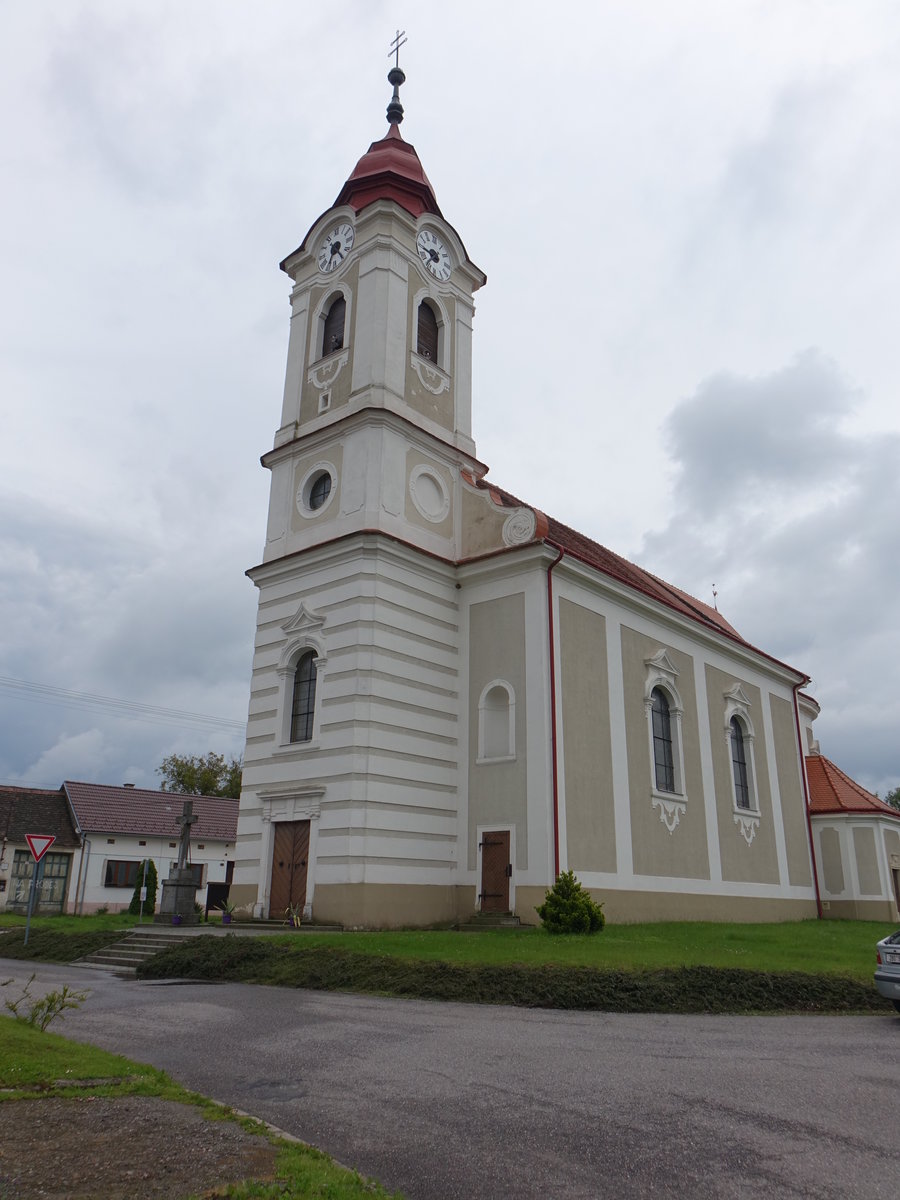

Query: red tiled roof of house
left=806, top=755, right=900, bottom=819
left=0, top=785, right=81, bottom=848
left=63, top=782, right=238, bottom=841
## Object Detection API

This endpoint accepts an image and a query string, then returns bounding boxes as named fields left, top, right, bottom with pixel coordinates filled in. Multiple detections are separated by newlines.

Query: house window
left=321, top=296, right=345, bottom=356
left=9, top=851, right=70, bottom=911
left=104, top=860, right=141, bottom=889
left=477, top=681, right=515, bottom=762
left=290, top=650, right=318, bottom=743
left=651, top=687, right=676, bottom=793
left=416, top=301, right=439, bottom=361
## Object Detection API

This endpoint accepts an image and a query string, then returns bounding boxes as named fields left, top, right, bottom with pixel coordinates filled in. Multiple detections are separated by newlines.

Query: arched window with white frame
left=723, top=684, right=759, bottom=816
left=276, top=625, right=326, bottom=750
left=643, top=649, right=687, bottom=801
left=730, top=716, right=751, bottom=809
left=651, top=687, right=677, bottom=793
left=477, top=680, right=515, bottom=763
left=311, top=287, right=352, bottom=364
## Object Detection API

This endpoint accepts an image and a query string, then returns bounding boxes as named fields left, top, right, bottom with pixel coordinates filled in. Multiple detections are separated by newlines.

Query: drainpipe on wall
left=792, top=682, right=823, bottom=919
left=546, top=541, right=565, bottom=879
left=77, top=840, right=91, bottom=915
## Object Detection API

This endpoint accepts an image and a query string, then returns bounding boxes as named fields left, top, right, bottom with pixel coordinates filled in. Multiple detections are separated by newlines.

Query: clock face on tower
left=317, top=223, right=355, bottom=273
left=416, top=229, right=452, bottom=281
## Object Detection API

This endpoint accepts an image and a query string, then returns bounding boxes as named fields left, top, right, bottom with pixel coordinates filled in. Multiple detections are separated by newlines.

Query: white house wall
left=69, top=832, right=233, bottom=915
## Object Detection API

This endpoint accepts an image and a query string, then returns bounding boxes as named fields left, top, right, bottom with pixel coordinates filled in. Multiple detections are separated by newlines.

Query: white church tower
left=232, top=62, right=488, bottom=926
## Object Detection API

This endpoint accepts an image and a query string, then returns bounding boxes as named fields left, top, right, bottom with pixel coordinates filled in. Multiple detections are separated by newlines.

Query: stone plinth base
left=156, top=869, right=199, bottom=924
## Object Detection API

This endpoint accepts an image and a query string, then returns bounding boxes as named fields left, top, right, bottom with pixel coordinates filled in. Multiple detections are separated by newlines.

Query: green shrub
left=128, top=860, right=158, bottom=917
left=536, top=870, right=605, bottom=934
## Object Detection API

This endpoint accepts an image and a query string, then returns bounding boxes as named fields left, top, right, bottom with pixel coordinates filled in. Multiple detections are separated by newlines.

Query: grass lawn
left=263, top=919, right=892, bottom=984
left=0, top=1014, right=402, bottom=1198
left=1, top=912, right=892, bottom=983
left=0, top=911, right=142, bottom=934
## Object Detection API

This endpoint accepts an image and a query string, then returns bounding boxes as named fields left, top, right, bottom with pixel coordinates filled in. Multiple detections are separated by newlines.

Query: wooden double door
left=269, top=820, right=310, bottom=920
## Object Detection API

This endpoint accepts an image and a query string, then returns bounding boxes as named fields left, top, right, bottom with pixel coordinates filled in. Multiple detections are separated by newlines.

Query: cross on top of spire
left=386, top=30, right=407, bottom=126
left=389, top=29, right=407, bottom=70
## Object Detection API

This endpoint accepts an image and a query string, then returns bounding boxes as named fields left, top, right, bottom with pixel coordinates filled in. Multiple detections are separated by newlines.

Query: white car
left=875, top=930, right=900, bottom=1012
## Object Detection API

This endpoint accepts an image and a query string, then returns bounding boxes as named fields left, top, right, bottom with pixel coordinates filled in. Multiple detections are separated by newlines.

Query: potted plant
left=284, top=902, right=303, bottom=928
left=220, top=899, right=236, bottom=925
left=171, top=913, right=182, bottom=927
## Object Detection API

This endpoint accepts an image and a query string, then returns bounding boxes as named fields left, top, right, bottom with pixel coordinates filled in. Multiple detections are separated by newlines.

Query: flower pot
left=222, top=914, right=232, bottom=925
left=171, top=914, right=182, bottom=926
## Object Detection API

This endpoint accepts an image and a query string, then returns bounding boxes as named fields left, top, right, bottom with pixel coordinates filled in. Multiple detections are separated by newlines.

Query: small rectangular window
left=104, top=860, right=141, bottom=889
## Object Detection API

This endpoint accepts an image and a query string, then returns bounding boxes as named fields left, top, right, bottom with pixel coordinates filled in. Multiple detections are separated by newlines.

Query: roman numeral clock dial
left=317, top=223, right=355, bottom=273
left=416, top=229, right=452, bottom=281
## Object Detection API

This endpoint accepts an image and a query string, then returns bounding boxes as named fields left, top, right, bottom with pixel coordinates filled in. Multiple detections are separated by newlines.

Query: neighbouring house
left=0, top=785, right=81, bottom=915
left=62, top=782, right=239, bottom=915
left=231, top=70, right=855, bottom=929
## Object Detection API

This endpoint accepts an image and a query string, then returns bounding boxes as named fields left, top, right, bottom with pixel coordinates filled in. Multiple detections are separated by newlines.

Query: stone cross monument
left=157, top=798, right=201, bottom=924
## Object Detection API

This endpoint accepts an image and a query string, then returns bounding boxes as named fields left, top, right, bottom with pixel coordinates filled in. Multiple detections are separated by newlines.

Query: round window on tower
left=296, top=462, right=337, bottom=519
left=309, top=472, right=331, bottom=510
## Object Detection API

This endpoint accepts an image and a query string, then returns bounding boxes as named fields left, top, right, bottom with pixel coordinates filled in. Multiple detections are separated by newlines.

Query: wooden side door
left=480, top=830, right=511, bottom=913
left=268, top=820, right=310, bottom=920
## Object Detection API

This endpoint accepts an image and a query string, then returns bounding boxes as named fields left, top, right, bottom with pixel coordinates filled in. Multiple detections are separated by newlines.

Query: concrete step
left=457, top=913, right=522, bottom=932
left=74, top=929, right=190, bottom=974
left=72, top=921, right=347, bottom=975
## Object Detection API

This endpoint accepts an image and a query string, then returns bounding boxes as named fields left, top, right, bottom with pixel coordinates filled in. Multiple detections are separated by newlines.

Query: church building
left=231, top=67, right=895, bottom=928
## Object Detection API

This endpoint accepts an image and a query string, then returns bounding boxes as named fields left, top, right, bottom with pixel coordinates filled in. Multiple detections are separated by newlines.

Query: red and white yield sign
left=25, top=834, right=55, bottom=862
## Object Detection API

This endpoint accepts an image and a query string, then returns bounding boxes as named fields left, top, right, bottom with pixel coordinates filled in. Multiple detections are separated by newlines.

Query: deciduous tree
left=156, top=752, right=242, bottom=799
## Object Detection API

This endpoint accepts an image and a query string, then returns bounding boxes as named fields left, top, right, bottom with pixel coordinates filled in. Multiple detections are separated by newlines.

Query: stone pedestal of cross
left=156, top=799, right=202, bottom=925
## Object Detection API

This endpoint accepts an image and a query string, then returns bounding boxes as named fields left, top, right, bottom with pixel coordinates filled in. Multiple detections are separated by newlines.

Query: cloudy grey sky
left=1, top=1, right=898, bottom=796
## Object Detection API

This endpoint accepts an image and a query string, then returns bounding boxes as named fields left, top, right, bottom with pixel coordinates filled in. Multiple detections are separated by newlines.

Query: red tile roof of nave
left=63, top=782, right=238, bottom=841
left=466, top=474, right=758, bottom=651
left=805, top=755, right=900, bottom=819
left=333, top=124, right=443, bottom=218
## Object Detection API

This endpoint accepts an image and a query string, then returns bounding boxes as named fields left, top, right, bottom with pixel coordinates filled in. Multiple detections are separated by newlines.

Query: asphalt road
left=2, top=959, right=898, bottom=1199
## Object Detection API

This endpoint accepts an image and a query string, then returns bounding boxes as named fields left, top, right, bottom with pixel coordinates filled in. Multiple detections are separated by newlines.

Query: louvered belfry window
left=322, top=296, right=346, bottom=356
left=416, top=301, right=439, bottom=361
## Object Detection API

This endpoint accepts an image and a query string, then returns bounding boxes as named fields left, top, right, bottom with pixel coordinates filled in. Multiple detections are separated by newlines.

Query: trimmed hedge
left=0, top=928, right=122, bottom=962
left=135, top=937, right=890, bottom=1014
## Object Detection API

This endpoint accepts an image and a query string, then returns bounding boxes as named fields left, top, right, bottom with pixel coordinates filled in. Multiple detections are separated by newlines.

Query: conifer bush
left=128, top=859, right=158, bottom=917
left=536, top=870, right=605, bottom=934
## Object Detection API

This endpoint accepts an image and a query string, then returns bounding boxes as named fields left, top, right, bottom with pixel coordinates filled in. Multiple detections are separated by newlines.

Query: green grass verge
left=278, top=919, right=893, bottom=982
left=0, top=911, right=141, bottom=933
left=0, top=1016, right=402, bottom=1198
left=135, top=936, right=891, bottom=1014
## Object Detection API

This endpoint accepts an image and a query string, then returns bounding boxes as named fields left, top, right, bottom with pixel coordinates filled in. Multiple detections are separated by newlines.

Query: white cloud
left=638, top=351, right=900, bottom=793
